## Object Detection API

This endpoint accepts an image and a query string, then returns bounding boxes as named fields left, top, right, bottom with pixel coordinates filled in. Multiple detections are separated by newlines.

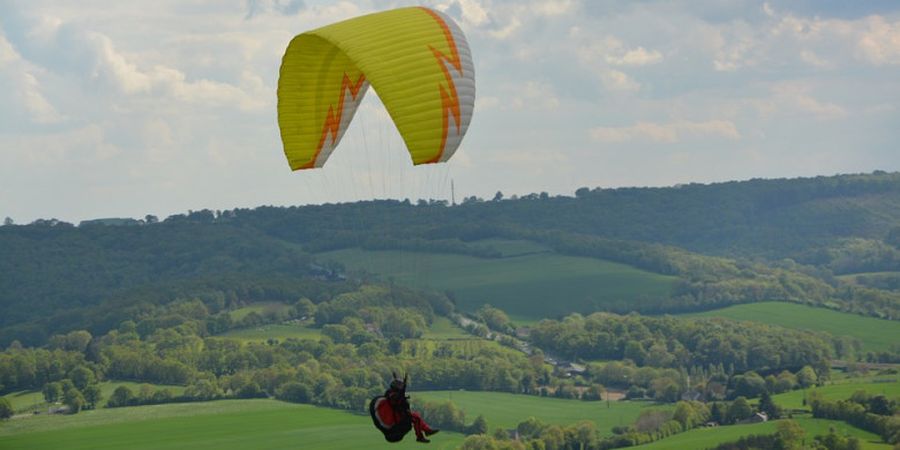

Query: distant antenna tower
left=451, top=179, right=456, bottom=206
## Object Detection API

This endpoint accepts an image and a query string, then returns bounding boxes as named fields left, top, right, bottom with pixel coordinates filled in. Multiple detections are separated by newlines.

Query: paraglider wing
left=277, top=6, right=475, bottom=170
left=369, top=395, right=412, bottom=442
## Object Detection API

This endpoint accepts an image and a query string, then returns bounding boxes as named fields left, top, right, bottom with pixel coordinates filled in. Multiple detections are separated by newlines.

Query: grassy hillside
left=3, top=381, right=186, bottom=413
left=416, top=391, right=664, bottom=435
left=421, top=317, right=471, bottom=340
left=633, top=418, right=890, bottom=450
left=772, top=379, right=900, bottom=410
left=217, top=316, right=468, bottom=343
left=0, top=400, right=465, bottom=450
left=218, top=324, right=324, bottom=343
left=683, top=302, right=900, bottom=352
left=227, top=302, right=293, bottom=321
left=321, top=246, right=678, bottom=319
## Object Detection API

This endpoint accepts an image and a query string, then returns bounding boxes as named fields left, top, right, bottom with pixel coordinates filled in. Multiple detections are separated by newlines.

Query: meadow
left=0, top=399, right=465, bottom=450
left=3, top=381, right=186, bottom=414
left=320, top=242, right=678, bottom=319
left=416, top=390, right=665, bottom=435
left=632, top=418, right=890, bottom=450
left=217, top=323, right=324, bottom=343
left=772, top=379, right=900, bottom=410
left=216, top=315, right=468, bottom=343
left=227, top=302, right=293, bottom=321
left=683, top=302, right=900, bottom=352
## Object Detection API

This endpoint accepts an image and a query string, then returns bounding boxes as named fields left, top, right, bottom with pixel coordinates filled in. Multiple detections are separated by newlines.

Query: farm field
left=683, top=302, right=900, bottom=352
left=3, top=381, right=186, bottom=413
left=218, top=316, right=468, bottom=343
left=217, top=323, right=323, bottom=342
left=772, top=379, right=900, bottom=410
left=633, top=418, right=890, bottom=450
left=228, top=302, right=293, bottom=321
left=0, top=399, right=464, bottom=450
left=320, top=243, right=678, bottom=319
left=416, top=390, right=664, bottom=435
left=422, top=316, right=470, bottom=340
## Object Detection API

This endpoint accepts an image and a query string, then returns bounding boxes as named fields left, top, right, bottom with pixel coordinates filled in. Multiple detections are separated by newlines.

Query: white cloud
left=507, top=81, right=560, bottom=111
left=1, top=124, right=119, bottom=165
left=589, top=120, right=741, bottom=143
left=578, top=36, right=663, bottom=67
left=488, top=17, right=521, bottom=40
left=857, top=16, right=900, bottom=65
left=799, top=50, right=832, bottom=68
left=475, top=95, right=500, bottom=112
left=0, top=30, right=63, bottom=124
left=599, top=69, right=640, bottom=92
left=753, top=83, right=847, bottom=120
left=457, top=0, right=490, bottom=27
left=532, top=0, right=575, bottom=17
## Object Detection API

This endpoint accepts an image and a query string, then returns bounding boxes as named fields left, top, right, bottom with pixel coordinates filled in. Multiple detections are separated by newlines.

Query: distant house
left=739, top=412, right=768, bottom=424
left=48, top=405, right=70, bottom=415
left=514, top=327, right=531, bottom=339
left=556, top=361, right=586, bottom=377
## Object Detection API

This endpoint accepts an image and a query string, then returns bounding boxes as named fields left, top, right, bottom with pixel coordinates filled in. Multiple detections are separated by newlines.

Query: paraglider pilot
left=370, top=372, right=439, bottom=443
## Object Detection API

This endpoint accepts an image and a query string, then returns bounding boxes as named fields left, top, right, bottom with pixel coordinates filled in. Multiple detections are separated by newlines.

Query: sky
left=1, top=0, right=899, bottom=223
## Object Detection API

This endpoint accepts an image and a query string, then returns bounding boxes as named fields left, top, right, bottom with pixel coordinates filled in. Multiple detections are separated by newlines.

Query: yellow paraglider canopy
left=277, top=7, right=475, bottom=170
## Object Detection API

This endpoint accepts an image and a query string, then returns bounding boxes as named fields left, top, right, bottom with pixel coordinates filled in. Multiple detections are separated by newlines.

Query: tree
left=775, top=420, right=805, bottom=450
left=731, top=372, right=766, bottom=398
left=492, top=191, right=504, bottom=201
left=63, top=388, right=85, bottom=414
left=863, top=395, right=891, bottom=416
left=43, top=382, right=63, bottom=403
left=108, top=386, right=135, bottom=408
left=468, top=414, right=489, bottom=435
left=725, top=397, right=753, bottom=424
left=2, top=217, right=12, bottom=226
left=82, top=385, right=102, bottom=409
left=0, top=397, right=12, bottom=419
left=48, top=330, right=92, bottom=353
left=797, top=366, right=818, bottom=388
left=886, top=226, right=900, bottom=248
left=477, top=305, right=511, bottom=333
left=709, top=402, right=724, bottom=424
left=69, top=366, right=96, bottom=391
left=516, top=417, right=546, bottom=439
left=276, top=382, right=312, bottom=403
left=758, top=391, right=780, bottom=419
left=294, top=298, right=316, bottom=318
left=460, top=435, right=500, bottom=450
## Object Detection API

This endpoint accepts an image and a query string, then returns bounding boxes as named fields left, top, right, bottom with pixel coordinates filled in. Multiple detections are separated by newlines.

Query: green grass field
left=772, top=379, right=900, bottom=410
left=218, top=317, right=468, bottom=344
left=228, top=302, right=293, bottom=321
left=683, top=302, right=900, bottom=352
left=218, top=324, right=323, bottom=343
left=0, top=399, right=464, bottom=450
left=416, top=391, right=664, bottom=435
left=421, top=317, right=471, bottom=340
left=3, top=381, right=186, bottom=413
left=633, top=418, right=890, bottom=450
left=320, top=242, right=678, bottom=319
left=468, top=239, right=552, bottom=257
